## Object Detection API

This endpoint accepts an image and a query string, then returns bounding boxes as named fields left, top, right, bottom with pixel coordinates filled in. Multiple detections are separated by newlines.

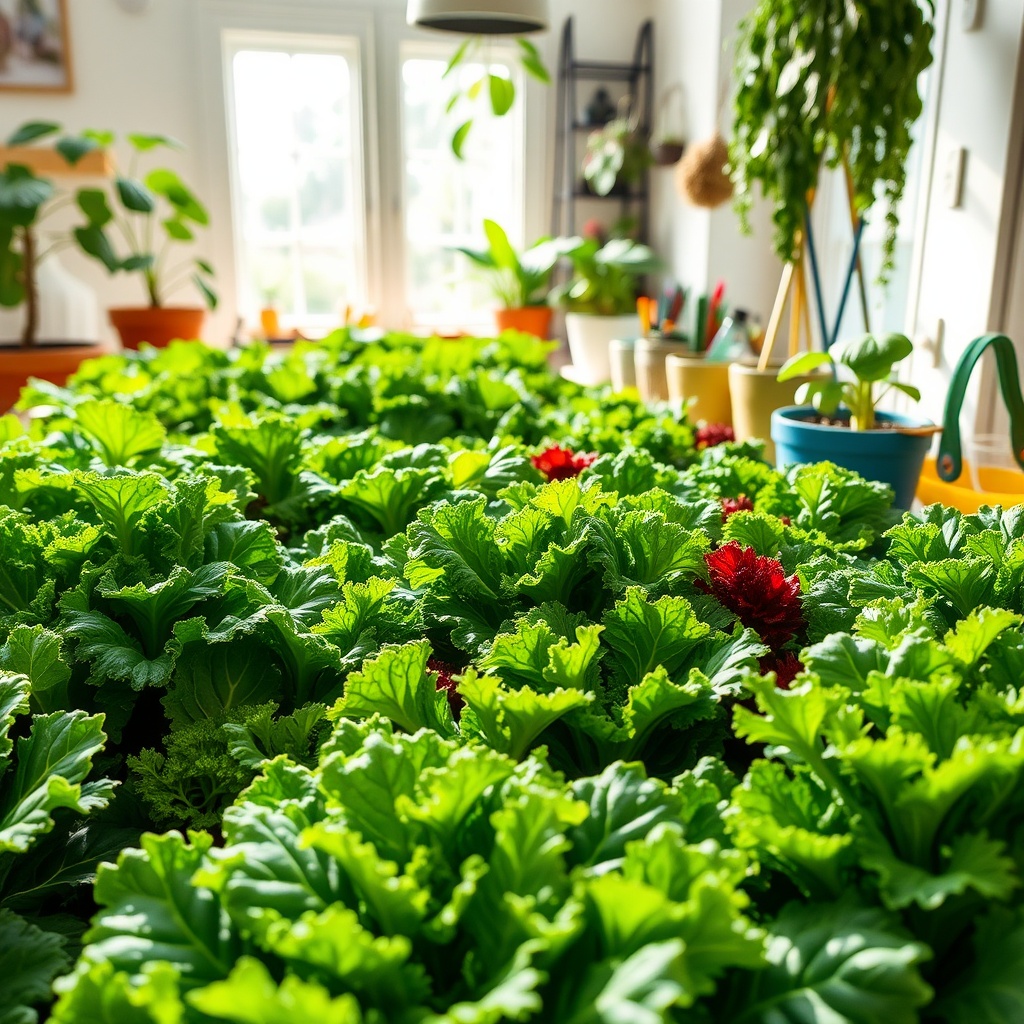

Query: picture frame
left=0, top=0, right=73, bottom=93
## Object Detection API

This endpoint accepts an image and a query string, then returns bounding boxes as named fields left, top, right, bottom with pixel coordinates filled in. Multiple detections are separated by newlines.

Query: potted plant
left=450, top=218, right=561, bottom=338
left=0, top=122, right=111, bottom=409
left=582, top=111, right=652, bottom=197
left=730, top=0, right=935, bottom=280
left=73, top=132, right=217, bottom=350
left=772, top=332, right=931, bottom=507
left=549, top=234, right=661, bottom=385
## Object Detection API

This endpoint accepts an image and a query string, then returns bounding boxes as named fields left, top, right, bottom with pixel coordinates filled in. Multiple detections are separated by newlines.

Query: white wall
left=906, top=0, right=1024, bottom=432
left=5, top=0, right=1020, bottom=380
left=0, top=0, right=654, bottom=346
left=0, top=1, right=212, bottom=342
left=649, top=0, right=782, bottom=336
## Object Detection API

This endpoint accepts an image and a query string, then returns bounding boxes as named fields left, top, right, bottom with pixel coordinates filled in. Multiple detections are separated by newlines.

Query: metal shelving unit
left=550, top=17, right=654, bottom=241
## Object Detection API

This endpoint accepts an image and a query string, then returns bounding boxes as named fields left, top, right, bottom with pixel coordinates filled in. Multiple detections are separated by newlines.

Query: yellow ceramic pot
left=728, top=360, right=824, bottom=462
left=665, top=353, right=732, bottom=425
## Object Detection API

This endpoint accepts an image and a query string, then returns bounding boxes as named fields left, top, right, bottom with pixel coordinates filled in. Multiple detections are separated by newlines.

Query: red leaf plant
left=701, top=541, right=804, bottom=650
left=695, top=423, right=735, bottom=450
left=427, top=657, right=464, bottom=716
left=721, top=495, right=755, bottom=521
left=532, top=445, right=598, bottom=482
left=759, top=651, right=804, bottom=689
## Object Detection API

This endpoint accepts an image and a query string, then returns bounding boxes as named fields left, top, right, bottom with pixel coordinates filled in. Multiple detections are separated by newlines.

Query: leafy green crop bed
left=2, top=331, right=1023, bottom=1023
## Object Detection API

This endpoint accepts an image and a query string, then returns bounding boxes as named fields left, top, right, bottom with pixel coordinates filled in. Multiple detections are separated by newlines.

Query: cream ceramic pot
left=564, top=313, right=640, bottom=386
left=635, top=336, right=691, bottom=402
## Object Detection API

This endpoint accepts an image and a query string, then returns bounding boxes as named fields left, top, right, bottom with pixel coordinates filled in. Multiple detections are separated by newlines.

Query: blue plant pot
left=771, top=406, right=932, bottom=509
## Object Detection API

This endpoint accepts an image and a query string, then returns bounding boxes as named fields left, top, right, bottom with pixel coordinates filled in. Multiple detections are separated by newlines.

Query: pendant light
left=406, top=0, right=549, bottom=35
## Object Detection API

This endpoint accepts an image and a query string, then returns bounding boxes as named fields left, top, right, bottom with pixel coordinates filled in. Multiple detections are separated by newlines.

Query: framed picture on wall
left=0, top=0, right=73, bottom=93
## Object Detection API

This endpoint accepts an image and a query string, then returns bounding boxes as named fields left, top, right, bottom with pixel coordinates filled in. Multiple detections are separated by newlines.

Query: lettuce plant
left=53, top=720, right=765, bottom=1022
left=0, top=674, right=120, bottom=1024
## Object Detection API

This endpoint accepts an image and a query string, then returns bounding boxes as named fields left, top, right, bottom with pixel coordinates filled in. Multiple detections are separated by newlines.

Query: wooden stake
left=790, top=253, right=804, bottom=357
left=758, top=262, right=795, bottom=371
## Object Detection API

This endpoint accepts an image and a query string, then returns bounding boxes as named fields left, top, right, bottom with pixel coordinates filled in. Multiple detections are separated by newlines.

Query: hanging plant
left=443, top=37, right=550, bottom=158
left=729, top=0, right=935, bottom=283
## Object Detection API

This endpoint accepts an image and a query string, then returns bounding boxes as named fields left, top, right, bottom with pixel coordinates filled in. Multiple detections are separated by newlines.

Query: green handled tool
left=937, top=333, right=1024, bottom=482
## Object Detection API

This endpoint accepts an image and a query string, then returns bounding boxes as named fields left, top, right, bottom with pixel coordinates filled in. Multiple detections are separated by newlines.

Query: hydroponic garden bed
left=1, top=331, right=1022, bottom=1023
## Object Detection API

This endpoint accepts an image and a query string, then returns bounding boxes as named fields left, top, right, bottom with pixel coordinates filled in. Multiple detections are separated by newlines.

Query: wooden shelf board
left=0, top=146, right=114, bottom=177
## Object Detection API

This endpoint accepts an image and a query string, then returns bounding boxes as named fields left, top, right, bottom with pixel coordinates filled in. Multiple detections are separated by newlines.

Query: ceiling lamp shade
left=406, top=0, right=549, bottom=34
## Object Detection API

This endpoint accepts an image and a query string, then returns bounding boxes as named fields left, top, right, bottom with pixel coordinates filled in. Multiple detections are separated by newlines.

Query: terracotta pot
left=108, top=307, right=206, bottom=351
left=0, top=341, right=111, bottom=412
left=494, top=306, right=553, bottom=339
left=664, top=353, right=732, bottom=425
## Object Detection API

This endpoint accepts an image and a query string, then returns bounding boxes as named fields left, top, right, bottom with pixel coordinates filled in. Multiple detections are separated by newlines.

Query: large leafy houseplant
left=0, top=122, right=101, bottom=347
left=730, top=0, right=935, bottom=281
left=549, top=235, right=661, bottom=384
left=450, top=219, right=561, bottom=310
left=549, top=235, right=660, bottom=316
left=73, top=132, right=216, bottom=349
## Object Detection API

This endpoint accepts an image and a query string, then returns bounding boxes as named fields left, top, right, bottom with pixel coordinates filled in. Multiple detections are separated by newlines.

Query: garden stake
left=802, top=210, right=830, bottom=350
left=830, top=217, right=867, bottom=349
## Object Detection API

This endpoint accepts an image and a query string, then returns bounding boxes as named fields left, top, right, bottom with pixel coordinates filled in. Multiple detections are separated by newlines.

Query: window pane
left=401, top=50, right=523, bottom=327
left=301, top=250, right=355, bottom=316
left=227, top=38, right=365, bottom=327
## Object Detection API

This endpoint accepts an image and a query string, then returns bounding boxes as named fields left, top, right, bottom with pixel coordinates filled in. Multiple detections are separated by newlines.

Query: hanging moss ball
left=675, top=132, right=734, bottom=208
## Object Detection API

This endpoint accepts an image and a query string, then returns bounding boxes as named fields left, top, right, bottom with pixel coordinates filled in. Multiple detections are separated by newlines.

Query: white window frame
left=195, top=0, right=549, bottom=336
left=195, top=2, right=382, bottom=338
left=222, top=29, right=369, bottom=330
left=397, top=36, right=526, bottom=333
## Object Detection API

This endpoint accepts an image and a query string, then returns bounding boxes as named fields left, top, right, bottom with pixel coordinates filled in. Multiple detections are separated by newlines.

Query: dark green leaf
left=192, top=271, right=218, bottom=310
left=76, top=188, right=113, bottom=228
left=73, top=225, right=120, bottom=273
left=7, top=122, right=60, bottom=146
left=55, top=135, right=100, bottom=166
left=115, top=176, right=156, bottom=214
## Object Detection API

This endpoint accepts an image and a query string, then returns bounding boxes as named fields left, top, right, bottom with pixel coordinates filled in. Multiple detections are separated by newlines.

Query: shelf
left=0, top=145, right=114, bottom=177
left=569, top=187, right=647, bottom=200
left=569, top=61, right=650, bottom=82
left=551, top=17, right=654, bottom=242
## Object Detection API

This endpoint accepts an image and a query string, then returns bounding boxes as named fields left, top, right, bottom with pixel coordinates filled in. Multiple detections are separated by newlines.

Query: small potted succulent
left=772, top=332, right=931, bottom=507
left=73, top=132, right=217, bottom=350
left=0, top=122, right=111, bottom=409
left=548, top=233, right=661, bottom=385
left=450, top=218, right=561, bottom=338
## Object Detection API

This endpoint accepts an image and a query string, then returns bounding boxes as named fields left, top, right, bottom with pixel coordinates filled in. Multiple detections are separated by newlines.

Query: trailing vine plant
left=444, top=37, right=549, bottom=158
left=729, top=0, right=935, bottom=283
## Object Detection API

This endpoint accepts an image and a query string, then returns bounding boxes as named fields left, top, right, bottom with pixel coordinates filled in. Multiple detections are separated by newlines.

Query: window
left=224, top=32, right=367, bottom=330
left=399, top=41, right=525, bottom=330
left=813, top=63, right=936, bottom=344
